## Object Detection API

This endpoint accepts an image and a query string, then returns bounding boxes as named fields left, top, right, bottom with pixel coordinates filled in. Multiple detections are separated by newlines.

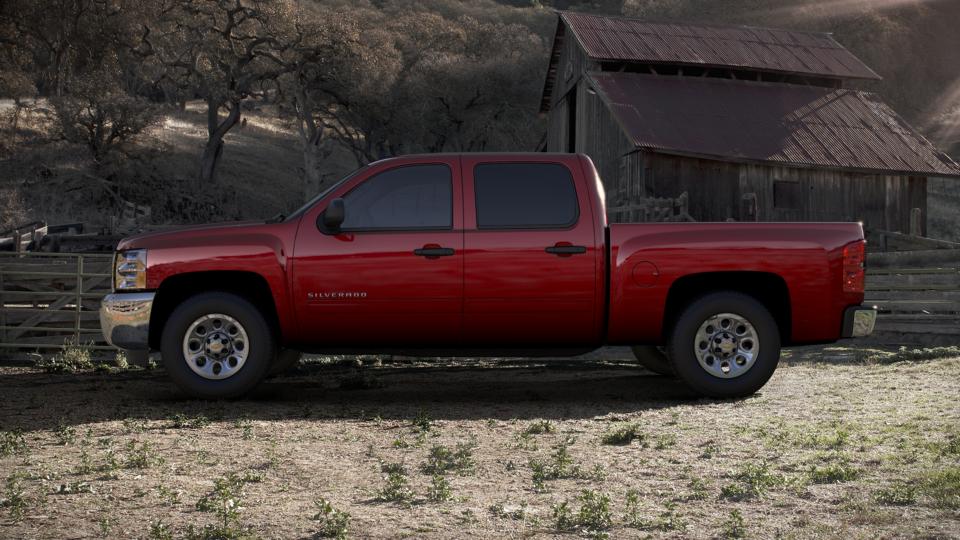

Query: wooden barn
left=540, top=12, right=960, bottom=233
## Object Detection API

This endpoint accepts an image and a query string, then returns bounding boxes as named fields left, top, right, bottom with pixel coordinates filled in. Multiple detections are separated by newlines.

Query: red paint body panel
left=459, top=154, right=604, bottom=346
left=607, top=222, right=865, bottom=345
left=117, top=153, right=865, bottom=352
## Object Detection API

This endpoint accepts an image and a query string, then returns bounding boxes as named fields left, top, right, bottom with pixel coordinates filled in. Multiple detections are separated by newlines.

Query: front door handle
left=545, top=244, right=587, bottom=256
left=414, top=246, right=455, bottom=258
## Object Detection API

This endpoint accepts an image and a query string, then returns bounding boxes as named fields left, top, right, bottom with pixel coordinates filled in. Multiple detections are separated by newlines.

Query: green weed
left=600, top=422, right=645, bottom=446
left=313, top=497, right=350, bottom=539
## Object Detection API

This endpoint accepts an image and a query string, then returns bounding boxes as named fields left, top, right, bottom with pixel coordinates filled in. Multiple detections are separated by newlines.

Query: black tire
left=160, top=292, right=275, bottom=399
left=666, top=292, right=780, bottom=399
left=630, top=345, right=674, bottom=376
left=268, top=348, right=302, bottom=377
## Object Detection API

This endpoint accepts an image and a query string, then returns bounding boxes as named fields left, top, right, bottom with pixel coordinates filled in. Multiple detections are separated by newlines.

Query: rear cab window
left=473, top=163, right=579, bottom=229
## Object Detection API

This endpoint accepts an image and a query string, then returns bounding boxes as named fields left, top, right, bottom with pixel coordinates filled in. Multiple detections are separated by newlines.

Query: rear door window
left=474, top=163, right=579, bottom=229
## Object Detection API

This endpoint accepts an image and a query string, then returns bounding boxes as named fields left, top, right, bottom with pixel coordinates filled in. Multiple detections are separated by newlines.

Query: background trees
left=0, top=0, right=957, bottom=225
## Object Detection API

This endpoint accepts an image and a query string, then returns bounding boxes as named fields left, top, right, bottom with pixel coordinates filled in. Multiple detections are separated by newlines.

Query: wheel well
left=148, top=271, right=280, bottom=350
left=662, top=272, right=792, bottom=343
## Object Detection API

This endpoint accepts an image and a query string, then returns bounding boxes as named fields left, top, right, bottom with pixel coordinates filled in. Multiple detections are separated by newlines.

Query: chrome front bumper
left=842, top=305, right=877, bottom=338
left=100, top=292, right=155, bottom=350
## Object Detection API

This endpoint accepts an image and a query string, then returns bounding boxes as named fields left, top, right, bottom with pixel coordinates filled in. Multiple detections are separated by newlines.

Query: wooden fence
left=865, top=249, right=960, bottom=345
left=0, top=252, right=114, bottom=352
left=0, top=249, right=957, bottom=354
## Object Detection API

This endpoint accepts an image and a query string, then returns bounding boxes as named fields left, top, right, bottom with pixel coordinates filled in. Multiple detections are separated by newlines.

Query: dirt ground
left=0, top=345, right=958, bottom=539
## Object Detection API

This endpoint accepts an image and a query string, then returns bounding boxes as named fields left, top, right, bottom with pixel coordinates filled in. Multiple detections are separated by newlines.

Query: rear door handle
left=545, top=245, right=587, bottom=255
left=414, top=247, right=455, bottom=258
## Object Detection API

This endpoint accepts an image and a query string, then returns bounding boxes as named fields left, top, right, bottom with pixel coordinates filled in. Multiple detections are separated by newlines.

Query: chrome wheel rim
left=182, top=313, right=249, bottom=380
left=694, top=312, right=758, bottom=379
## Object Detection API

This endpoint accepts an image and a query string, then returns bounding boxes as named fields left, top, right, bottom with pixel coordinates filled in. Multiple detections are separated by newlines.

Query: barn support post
left=75, top=255, right=83, bottom=344
left=910, top=208, right=923, bottom=237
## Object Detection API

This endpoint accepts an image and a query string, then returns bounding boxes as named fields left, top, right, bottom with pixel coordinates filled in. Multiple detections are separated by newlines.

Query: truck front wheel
left=667, top=292, right=780, bottom=398
left=160, top=292, right=275, bottom=399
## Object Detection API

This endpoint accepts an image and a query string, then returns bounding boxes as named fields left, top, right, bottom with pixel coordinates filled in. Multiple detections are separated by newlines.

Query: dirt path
left=0, top=346, right=958, bottom=539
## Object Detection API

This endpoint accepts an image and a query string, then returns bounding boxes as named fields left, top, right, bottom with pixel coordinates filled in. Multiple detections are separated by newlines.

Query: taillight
left=842, top=241, right=865, bottom=293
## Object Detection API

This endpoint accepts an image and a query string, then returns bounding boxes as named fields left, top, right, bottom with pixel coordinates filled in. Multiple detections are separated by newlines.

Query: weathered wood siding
left=632, top=153, right=927, bottom=232
left=573, top=81, right=637, bottom=209
left=549, top=27, right=594, bottom=112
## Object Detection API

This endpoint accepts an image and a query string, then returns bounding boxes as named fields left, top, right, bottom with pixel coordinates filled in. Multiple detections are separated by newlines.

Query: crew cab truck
left=100, top=153, right=877, bottom=399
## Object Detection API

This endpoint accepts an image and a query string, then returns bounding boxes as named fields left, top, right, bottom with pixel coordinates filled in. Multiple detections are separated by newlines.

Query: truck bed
left=606, top=222, right=866, bottom=345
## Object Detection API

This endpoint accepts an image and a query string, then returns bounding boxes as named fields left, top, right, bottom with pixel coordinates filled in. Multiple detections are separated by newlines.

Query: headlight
left=114, top=249, right=147, bottom=290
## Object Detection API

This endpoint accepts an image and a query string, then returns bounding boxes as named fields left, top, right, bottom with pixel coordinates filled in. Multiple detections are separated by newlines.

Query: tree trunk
left=198, top=99, right=241, bottom=185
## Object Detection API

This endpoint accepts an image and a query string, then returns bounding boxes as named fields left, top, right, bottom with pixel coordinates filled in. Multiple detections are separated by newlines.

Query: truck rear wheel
left=630, top=346, right=673, bottom=376
left=160, top=292, right=275, bottom=399
left=666, top=292, right=780, bottom=398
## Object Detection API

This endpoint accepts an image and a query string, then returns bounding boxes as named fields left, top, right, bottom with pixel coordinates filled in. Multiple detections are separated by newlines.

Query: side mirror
left=319, top=198, right=345, bottom=233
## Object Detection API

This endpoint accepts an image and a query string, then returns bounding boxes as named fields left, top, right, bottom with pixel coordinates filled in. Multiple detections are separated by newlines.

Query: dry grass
left=0, top=345, right=958, bottom=538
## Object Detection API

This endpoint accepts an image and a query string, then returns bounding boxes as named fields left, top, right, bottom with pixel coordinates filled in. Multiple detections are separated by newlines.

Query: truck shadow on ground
left=0, top=356, right=716, bottom=432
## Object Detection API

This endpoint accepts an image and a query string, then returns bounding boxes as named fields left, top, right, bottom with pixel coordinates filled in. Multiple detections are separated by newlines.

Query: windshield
left=281, top=165, right=367, bottom=222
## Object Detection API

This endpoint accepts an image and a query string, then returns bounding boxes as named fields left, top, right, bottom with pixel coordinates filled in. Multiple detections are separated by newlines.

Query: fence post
left=75, top=255, right=83, bottom=343
left=0, top=264, right=5, bottom=345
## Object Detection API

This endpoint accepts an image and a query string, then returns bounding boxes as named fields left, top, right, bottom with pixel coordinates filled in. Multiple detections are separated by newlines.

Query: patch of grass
left=887, top=346, right=960, bottom=363
left=122, top=417, right=148, bottom=434
left=489, top=501, right=527, bottom=520
left=654, top=433, right=677, bottom=450
left=54, top=420, right=77, bottom=445
left=420, top=441, right=476, bottom=475
left=874, top=483, right=917, bottom=506
left=0, top=429, right=27, bottom=457
left=700, top=440, right=721, bottom=459
left=234, top=419, right=254, bottom=441
left=553, top=489, right=612, bottom=538
left=313, top=497, right=350, bottom=539
left=170, top=413, right=210, bottom=429
left=624, top=492, right=686, bottom=532
left=920, top=467, right=960, bottom=509
left=157, top=484, right=182, bottom=506
left=720, top=462, right=784, bottom=501
left=1, top=473, right=28, bottom=521
left=523, top=420, right=555, bottom=435
left=600, top=422, right=645, bottom=446
left=530, top=437, right=585, bottom=492
left=125, top=440, right=163, bottom=469
left=721, top=509, right=748, bottom=539
left=376, top=462, right=414, bottom=504
left=427, top=474, right=452, bottom=502
left=194, top=472, right=257, bottom=538
left=411, top=410, right=432, bottom=434
left=35, top=340, right=94, bottom=373
left=148, top=520, right=174, bottom=540
left=808, top=454, right=860, bottom=484
left=54, top=481, right=93, bottom=495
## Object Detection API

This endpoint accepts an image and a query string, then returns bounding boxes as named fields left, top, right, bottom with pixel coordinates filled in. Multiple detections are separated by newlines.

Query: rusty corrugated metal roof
left=587, top=72, right=960, bottom=177
left=561, top=12, right=880, bottom=80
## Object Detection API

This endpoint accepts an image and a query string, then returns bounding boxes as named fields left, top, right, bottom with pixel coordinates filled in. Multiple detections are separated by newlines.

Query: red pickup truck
left=100, top=153, right=876, bottom=399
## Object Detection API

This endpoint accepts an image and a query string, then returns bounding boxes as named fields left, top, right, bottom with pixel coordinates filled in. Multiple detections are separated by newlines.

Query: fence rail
left=0, top=252, right=114, bottom=351
left=1, top=250, right=957, bottom=354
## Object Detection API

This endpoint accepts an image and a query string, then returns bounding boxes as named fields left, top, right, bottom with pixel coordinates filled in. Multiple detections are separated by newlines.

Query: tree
left=140, top=0, right=290, bottom=185
left=51, top=65, right=160, bottom=163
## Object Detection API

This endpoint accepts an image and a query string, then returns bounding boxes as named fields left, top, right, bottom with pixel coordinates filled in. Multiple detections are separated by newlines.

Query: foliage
left=420, top=441, right=476, bottom=475
left=52, top=68, right=161, bottom=162
left=600, top=422, right=645, bottom=446
left=313, top=497, right=351, bottom=539
left=35, top=340, right=94, bottom=373
left=552, top=489, right=612, bottom=538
